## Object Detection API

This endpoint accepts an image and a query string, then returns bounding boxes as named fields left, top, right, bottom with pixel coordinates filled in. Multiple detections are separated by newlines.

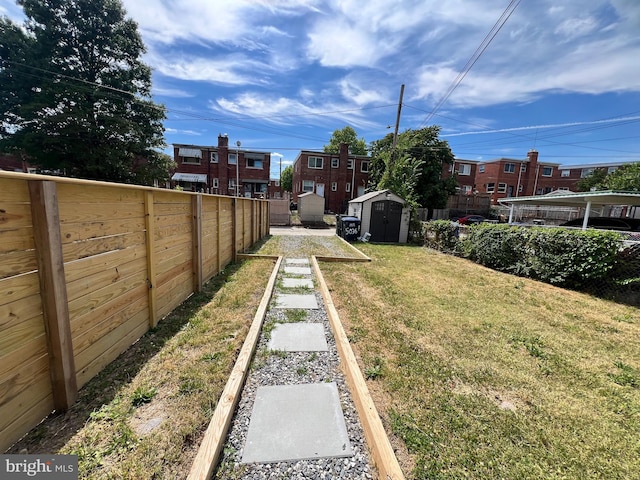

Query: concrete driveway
left=269, top=225, right=336, bottom=236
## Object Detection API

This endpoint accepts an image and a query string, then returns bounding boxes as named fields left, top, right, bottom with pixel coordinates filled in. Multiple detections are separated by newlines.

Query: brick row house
left=292, top=143, right=370, bottom=213
left=172, top=135, right=271, bottom=197
left=448, top=150, right=635, bottom=205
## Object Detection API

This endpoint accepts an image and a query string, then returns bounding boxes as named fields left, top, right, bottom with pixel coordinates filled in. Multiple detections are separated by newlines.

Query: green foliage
left=323, top=126, right=368, bottom=155
left=280, top=164, right=293, bottom=192
left=463, top=224, right=622, bottom=288
left=423, top=220, right=459, bottom=252
left=605, top=162, right=640, bottom=191
left=608, top=361, right=639, bottom=388
left=131, top=385, right=158, bottom=407
left=0, top=0, right=167, bottom=184
left=365, top=356, right=384, bottom=380
left=369, top=127, right=456, bottom=218
left=576, top=168, right=608, bottom=191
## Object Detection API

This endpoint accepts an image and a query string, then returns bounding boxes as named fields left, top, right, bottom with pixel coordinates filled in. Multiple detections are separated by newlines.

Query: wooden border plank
left=312, top=256, right=405, bottom=480
left=187, top=256, right=282, bottom=480
left=28, top=180, right=77, bottom=411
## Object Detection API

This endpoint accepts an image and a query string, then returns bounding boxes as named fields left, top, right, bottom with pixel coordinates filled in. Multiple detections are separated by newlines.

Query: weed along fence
left=0, top=171, right=269, bottom=452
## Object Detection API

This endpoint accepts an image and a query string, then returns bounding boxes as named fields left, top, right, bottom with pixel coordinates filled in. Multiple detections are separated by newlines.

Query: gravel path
left=213, top=251, right=375, bottom=479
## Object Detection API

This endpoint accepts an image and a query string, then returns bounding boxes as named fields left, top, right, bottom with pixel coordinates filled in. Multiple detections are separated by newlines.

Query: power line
left=418, top=0, right=522, bottom=128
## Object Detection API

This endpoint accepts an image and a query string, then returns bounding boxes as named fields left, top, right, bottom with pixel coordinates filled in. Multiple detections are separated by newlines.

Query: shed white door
left=316, top=184, right=325, bottom=197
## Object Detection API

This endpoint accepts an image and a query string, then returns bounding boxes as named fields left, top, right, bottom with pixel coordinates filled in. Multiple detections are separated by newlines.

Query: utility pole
left=235, top=140, right=241, bottom=196
left=392, top=84, right=405, bottom=149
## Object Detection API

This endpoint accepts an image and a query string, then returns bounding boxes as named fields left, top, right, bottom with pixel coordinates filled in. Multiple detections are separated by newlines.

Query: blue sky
left=2, top=0, right=640, bottom=179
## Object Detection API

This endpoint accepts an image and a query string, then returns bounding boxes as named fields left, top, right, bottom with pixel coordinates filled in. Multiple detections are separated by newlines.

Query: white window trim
left=212, top=178, right=219, bottom=188
left=228, top=153, right=237, bottom=165
left=346, top=183, right=351, bottom=192
left=504, top=163, right=515, bottom=173
left=302, top=180, right=314, bottom=192
left=331, top=182, right=337, bottom=191
left=458, top=164, right=471, bottom=176
left=561, top=170, right=570, bottom=177
left=308, top=156, right=323, bottom=169
left=542, top=166, right=553, bottom=177
left=478, top=165, right=485, bottom=173
left=361, top=161, right=370, bottom=173
left=347, top=159, right=354, bottom=170
left=331, top=158, right=339, bottom=168
left=486, top=183, right=495, bottom=193
left=246, top=157, right=263, bottom=169
left=498, top=183, right=507, bottom=193
left=210, top=152, right=218, bottom=163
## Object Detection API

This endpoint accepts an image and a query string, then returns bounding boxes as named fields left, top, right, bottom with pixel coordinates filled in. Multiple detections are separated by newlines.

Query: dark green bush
left=461, top=224, right=622, bottom=289
left=423, top=220, right=459, bottom=253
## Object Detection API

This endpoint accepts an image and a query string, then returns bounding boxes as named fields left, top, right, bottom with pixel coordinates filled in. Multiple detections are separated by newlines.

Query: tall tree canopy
left=323, top=126, right=368, bottom=155
left=577, top=163, right=640, bottom=192
left=0, top=0, right=167, bottom=184
left=369, top=126, right=457, bottom=217
left=280, top=164, right=293, bottom=192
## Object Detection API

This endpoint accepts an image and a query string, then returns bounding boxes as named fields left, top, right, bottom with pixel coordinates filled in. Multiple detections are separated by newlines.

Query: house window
left=302, top=180, right=314, bottom=192
left=486, top=183, right=495, bottom=193
left=458, top=164, right=471, bottom=175
left=608, top=166, right=617, bottom=174
left=210, top=152, right=218, bottom=163
left=229, top=179, right=236, bottom=188
left=308, top=156, right=323, bottom=169
left=212, top=178, right=219, bottom=188
left=558, top=187, right=570, bottom=191
left=461, top=185, right=472, bottom=194
left=246, top=156, right=263, bottom=169
left=274, top=180, right=280, bottom=187
left=178, top=147, right=202, bottom=165
left=498, top=183, right=507, bottom=193
left=361, top=161, right=370, bottom=173
left=504, top=163, right=515, bottom=173
left=581, top=168, right=594, bottom=178
left=331, top=158, right=339, bottom=168
left=518, top=185, right=523, bottom=192
left=347, top=159, right=353, bottom=169
left=346, top=183, right=351, bottom=192
left=331, top=182, right=337, bottom=191
left=520, top=164, right=527, bottom=172
left=542, top=166, right=553, bottom=177
left=561, top=169, right=570, bottom=177
left=478, top=164, right=485, bottom=173
left=228, top=154, right=237, bottom=165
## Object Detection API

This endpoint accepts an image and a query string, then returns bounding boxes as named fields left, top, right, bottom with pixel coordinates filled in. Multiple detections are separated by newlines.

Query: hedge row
left=423, top=222, right=623, bottom=289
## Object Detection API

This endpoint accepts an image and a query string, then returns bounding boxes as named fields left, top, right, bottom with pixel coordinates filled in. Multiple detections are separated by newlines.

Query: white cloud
left=554, top=16, right=599, bottom=39
left=165, top=128, right=201, bottom=136
left=153, top=87, right=195, bottom=98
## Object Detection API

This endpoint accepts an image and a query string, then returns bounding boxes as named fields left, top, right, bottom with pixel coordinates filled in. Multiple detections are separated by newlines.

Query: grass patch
left=8, top=258, right=276, bottom=479
left=321, top=244, right=640, bottom=479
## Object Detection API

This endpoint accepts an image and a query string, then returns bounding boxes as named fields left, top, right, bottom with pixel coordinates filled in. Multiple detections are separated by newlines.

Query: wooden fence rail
left=0, top=172, right=269, bottom=452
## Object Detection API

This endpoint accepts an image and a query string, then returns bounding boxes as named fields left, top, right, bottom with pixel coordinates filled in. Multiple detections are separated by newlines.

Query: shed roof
left=349, top=189, right=405, bottom=204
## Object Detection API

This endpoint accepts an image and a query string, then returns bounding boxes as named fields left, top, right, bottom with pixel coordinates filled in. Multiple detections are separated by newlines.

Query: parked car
left=457, top=215, right=485, bottom=225
left=559, top=217, right=640, bottom=231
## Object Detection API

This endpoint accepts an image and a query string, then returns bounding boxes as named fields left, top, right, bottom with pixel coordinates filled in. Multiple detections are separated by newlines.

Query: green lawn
left=319, top=243, right=640, bottom=479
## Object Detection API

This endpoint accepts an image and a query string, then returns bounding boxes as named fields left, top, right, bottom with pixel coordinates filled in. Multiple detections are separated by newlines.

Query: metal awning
left=499, top=190, right=640, bottom=208
left=498, top=190, right=640, bottom=230
left=178, top=148, right=202, bottom=158
left=171, top=173, right=207, bottom=183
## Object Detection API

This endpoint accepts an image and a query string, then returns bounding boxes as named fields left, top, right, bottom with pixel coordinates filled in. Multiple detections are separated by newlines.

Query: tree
left=280, top=165, right=293, bottom=192
left=369, top=126, right=457, bottom=219
left=323, top=126, right=368, bottom=155
left=576, top=168, right=607, bottom=191
left=604, top=162, right=640, bottom=191
left=0, top=0, right=167, bottom=185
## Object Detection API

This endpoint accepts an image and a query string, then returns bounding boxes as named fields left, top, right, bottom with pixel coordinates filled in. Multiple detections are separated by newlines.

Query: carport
left=499, top=190, right=640, bottom=230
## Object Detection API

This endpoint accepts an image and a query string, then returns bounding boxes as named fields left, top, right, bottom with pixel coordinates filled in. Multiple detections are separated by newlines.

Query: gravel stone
left=213, top=249, right=374, bottom=479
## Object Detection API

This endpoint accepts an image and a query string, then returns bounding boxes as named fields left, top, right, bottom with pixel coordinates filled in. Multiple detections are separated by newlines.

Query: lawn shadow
left=7, top=262, right=243, bottom=454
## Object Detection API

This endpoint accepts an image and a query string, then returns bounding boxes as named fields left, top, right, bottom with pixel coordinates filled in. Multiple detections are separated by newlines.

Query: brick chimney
left=218, top=134, right=229, bottom=148
left=339, top=142, right=349, bottom=164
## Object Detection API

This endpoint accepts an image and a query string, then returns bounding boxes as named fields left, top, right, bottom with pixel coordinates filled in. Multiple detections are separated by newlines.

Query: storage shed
left=298, top=192, right=325, bottom=223
left=348, top=190, right=410, bottom=243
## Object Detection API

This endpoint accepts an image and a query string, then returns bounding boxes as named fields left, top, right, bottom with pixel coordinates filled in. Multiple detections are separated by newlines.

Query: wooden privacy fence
left=0, top=172, right=269, bottom=452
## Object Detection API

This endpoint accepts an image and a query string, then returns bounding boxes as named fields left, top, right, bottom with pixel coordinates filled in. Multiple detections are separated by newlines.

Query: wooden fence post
left=28, top=180, right=77, bottom=411
left=144, top=191, right=158, bottom=328
left=192, top=195, right=203, bottom=292
left=232, top=197, right=237, bottom=262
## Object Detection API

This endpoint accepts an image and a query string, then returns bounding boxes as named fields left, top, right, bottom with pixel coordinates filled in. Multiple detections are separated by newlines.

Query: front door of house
left=316, top=183, right=325, bottom=197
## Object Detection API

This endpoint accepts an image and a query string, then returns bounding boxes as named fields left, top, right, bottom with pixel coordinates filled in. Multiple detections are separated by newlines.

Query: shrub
left=461, top=224, right=622, bottom=289
left=423, top=220, right=459, bottom=253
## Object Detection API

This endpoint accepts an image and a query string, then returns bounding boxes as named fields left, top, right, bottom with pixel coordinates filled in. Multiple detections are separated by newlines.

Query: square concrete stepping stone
left=284, top=266, right=312, bottom=275
left=275, top=294, right=318, bottom=309
left=241, top=383, right=353, bottom=463
left=282, top=278, right=314, bottom=289
left=286, top=258, right=309, bottom=265
left=268, top=323, right=328, bottom=352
